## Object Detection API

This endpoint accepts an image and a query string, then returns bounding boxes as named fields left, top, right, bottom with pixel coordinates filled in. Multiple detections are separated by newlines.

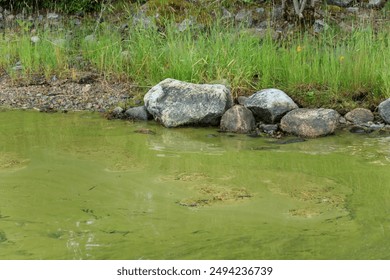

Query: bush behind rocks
left=0, top=0, right=103, bottom=13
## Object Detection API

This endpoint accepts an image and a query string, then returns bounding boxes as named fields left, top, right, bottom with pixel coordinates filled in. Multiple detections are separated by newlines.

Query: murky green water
left=1, top=110, right=390, bottom=260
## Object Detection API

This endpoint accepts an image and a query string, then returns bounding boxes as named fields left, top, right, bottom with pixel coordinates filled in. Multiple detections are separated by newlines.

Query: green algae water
left=1, top=110, right=390, bottom=260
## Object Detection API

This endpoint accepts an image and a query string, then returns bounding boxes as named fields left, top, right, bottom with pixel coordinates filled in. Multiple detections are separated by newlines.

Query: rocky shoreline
left=2, top=75, right=390, bottom=138
left=0, top=74, right=135, bottom=112
left=109, top=78, right=390, bottom=138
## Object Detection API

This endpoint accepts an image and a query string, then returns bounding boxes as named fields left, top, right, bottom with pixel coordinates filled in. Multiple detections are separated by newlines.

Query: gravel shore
left=0, top=74, right=136, bottom=112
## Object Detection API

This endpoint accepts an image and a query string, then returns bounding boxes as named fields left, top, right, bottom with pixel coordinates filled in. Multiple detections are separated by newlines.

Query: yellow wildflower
left=339, top=56, right=345, bottom=62
left=296, top=45, right=303, bottom=53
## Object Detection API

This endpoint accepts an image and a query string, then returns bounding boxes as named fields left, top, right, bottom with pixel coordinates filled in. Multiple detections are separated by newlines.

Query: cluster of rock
left=115, top=78, right=390, bottom=138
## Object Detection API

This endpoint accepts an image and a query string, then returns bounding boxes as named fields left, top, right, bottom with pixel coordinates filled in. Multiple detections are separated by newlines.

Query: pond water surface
left=1, top=110, right=390, bottom=259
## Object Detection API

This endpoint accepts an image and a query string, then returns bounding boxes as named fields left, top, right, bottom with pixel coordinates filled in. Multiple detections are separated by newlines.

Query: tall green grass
left=1, top=17, right=389, bottom=108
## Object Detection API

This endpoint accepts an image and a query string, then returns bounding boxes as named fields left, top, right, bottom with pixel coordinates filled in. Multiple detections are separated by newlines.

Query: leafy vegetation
left=0, top=0, right=103, bottom=13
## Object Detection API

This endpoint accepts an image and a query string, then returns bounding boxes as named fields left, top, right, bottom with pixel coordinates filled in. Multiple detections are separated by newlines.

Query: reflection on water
left=0, top=110, right=390, bottom=259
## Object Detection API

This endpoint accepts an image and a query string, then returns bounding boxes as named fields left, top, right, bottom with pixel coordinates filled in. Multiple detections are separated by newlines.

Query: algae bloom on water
left=1, top=110, right=390, bottom=259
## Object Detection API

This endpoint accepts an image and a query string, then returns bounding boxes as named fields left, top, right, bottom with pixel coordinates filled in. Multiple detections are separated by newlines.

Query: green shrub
left=0, top=0, right=103, bottom=13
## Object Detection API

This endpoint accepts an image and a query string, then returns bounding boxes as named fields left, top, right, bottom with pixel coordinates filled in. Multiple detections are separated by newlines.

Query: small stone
left=326, top=0, right=353, bottom=7
left=237, top=96, right=248, bottom=105
left=349, top=126, right=373, bottom=134
left=84, top=34, right=96, bottom=43
left=6, top=15, right=14, bottom=22
left=31, top=36, right=40, bottom=43
left=177, top=18, right=196, bottom=32
left=346, top=7, right=359, bottom=13
left=367, top=0, right=387, bottom=8
left=221, top=7, right=233, bottom=19
left=47, top=13, right=59, bottom=20
left=53, top=38, right=66, bottom=47
left=109, top=106, right=124, bottom=118
left=313, top=20, right=329, bottom=33
left=339, top=116, right=347, bottom=125
left=235, top=9, right=252, bottom=27
left=12, top=61, right=23, bottom=71
left=259, top=124, right=278, bottom=135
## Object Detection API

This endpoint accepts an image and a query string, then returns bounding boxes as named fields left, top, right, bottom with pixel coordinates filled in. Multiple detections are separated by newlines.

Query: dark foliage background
left=0, top=0, right=105, bottom=13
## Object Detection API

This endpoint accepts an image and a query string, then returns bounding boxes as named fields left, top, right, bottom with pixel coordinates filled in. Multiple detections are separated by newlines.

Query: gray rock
left=220, top=105, right=255, bottom=134
left=367, top=0, right=387, bottom=8
left=53, top=38, right=67, bottom=47
left=326, top=0, right=353, bottom=7
left=313, top=20, right=329, bottom=33
left=366, top=123, right=384, bottom=130
left=344, top=108, right=374, bottom=124
left=12, top=61, right=23, bottom=71
left=84, top=34, right=96, bottom=43
left=221, top=7, right=233, bottom=19
left=235, top=9, right=252, bottom=26
left=125, top=106, right=150, bottom=121
left=132, top=12, right=155, bottom=29
left=339, top=116, right=347, bottom=125
left=31, top=36, right=40, bottom=43
left=378, top=98, right=390, bottom=124
left=6, top=14, right=14, bottom=22
left=259, top=123, right=278, bottom=135
left=346, top=7, right=359, bottom=13
left=177, top=18, right=198, bottom=32
left=237, top=96, right=248, bottom=105
left=244, top=88, right=298, bottom=124
left=112, top=106, right=124, bottom=118
left=280, top=108, right=340, bottom=138
left=47, top=13, right=59, bottom=20
left=271, top=6, right=283, bottom=20
left=144, top=78, right=232, bottom=128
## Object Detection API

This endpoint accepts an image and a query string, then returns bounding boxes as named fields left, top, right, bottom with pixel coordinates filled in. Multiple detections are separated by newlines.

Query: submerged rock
left=280, top=108, right=340, bottom=138
left=134, top=128, right=155, bottom=135
left=220, top=105, right=255, bottom=134
left=144, top=78, right=232, bottom=128
left=273, top=138, right=306, bottom=144
left=244, top=88, right=298, bottom=124
left=259, top=123, right=278, bottom=135
left=344, top=108, right=374, bottom=124
left=378, top=98, right=390, bottom=124
left=349, top=126, right=373, bottom=134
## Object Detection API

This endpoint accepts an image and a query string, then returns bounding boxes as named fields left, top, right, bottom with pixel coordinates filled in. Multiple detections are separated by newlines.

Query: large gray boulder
left=244, top=88, right=298, bottom=124
left=378, top=98, right=390, bottom=124
left=280, top=108, right=340, bottom=138
left=144, top=78, right=233, bottom=128
left=344, top=108, right=374, bottom=124
left=220, top=105, right=256, bottom=134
